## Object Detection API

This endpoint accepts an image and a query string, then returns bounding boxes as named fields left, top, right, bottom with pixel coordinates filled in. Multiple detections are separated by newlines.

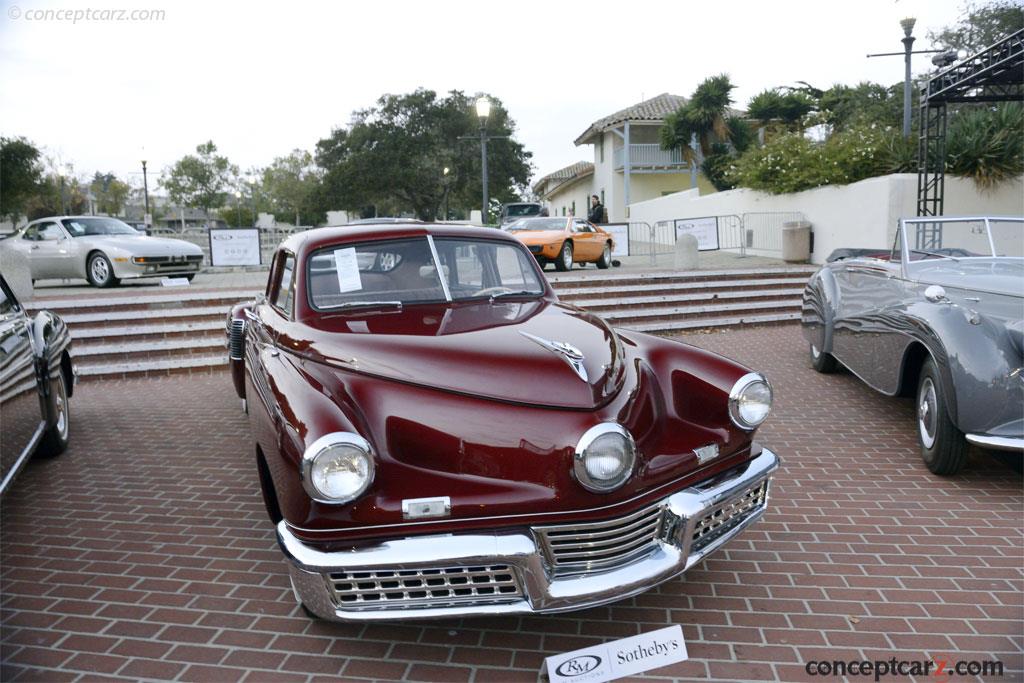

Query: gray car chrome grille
left=325, top=565, right=522, bottom=611
left=691, top=480, right=768, bottom=552
left=227, top=319, right=246, bottom=360
left=534, top=505, right=666, bottom=577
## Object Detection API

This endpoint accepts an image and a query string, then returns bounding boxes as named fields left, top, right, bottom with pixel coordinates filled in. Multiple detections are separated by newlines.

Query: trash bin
left=782, top=221, right=812, bottom=263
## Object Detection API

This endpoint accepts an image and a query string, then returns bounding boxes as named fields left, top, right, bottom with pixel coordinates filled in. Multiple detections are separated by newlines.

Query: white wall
left=627, top=174, right=1024, bottom=264
left=546, top=176, right=592, bottom=219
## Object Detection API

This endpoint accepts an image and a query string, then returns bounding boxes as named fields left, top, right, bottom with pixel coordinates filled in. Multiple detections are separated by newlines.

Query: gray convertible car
left=802, top=216, right=1023, bottom=475
left=4, top=216, right=204, bottom=287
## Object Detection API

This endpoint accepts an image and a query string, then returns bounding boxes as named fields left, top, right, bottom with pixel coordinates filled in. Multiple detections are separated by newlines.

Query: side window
left=22, top=224, right=39, bottom=241
left=272, top=252, right=296, bottom=317
left=574, top=220, right=593, bottom=233
left=39, top=223, right=62, bottom=240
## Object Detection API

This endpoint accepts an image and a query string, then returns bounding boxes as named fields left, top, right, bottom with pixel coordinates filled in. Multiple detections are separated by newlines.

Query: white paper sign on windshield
left=333, top=248, right=362, bottom=293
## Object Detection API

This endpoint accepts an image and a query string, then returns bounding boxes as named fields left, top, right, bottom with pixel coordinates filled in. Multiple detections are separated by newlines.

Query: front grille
left=227, top=319, right=246, bottom=360
left=534, top=505, right=666, bottom=577
left=691, top=480, right=768, bottom=552
left=132, top=255, right=203, bottom=265
left=325, top=565, right=523, bottom=611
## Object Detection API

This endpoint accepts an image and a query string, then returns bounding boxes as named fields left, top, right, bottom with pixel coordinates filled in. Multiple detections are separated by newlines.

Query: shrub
left=946, top=104, right=1024, bottom=190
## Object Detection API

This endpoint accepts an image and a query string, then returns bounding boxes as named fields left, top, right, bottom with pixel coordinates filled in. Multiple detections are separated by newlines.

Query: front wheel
left=916, top=357, right=968, bottom=475
left=87, top=253, right=119, bottom=288
left=809, top=342, right=837, bottom=373
left=38, top=370, right=70, bottom=457
left=555, top=242, right=573, bottom=272
left=596, top=243, right=611, bottom=269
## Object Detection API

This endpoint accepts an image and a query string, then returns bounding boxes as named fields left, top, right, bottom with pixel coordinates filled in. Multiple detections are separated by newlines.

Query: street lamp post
left=476, top=96, right=491, bottom=225
left=233, top=191, right=242, bottom=228
left=442, top=166, right=450, bottom=221
left=141, top=159, right=151, bottom=226
left=900, top=17, right=916, bottom=139
left=247, top=175, right=257, bottom=227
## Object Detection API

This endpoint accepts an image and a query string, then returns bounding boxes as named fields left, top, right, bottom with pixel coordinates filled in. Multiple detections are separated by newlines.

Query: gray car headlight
left=573, top=423, right=637, bottom=493
left=301, top=433, right=375, bottom=504
left=729, top=372, right=773, bottom=430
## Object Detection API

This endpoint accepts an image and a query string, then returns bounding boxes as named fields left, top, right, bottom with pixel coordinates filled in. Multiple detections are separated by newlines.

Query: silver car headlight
left=729, top=372, right=773, bottom=430
left=573, top=423, right=637, bottom=493
left=301, top=433, right=375, bottom=504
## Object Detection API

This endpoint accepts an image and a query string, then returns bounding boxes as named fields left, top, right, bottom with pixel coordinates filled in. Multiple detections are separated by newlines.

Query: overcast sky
left=0, top=0, right=965, bottom=191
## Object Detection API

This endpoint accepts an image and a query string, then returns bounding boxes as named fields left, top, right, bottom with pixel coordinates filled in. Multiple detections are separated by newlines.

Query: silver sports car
left=4, top=216, right=204, bottom=287
left=802, top=216, right=1023, bottom=475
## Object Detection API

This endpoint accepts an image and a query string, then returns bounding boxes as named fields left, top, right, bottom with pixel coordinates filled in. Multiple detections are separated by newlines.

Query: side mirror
left=0, top=246, right=34, bottom=303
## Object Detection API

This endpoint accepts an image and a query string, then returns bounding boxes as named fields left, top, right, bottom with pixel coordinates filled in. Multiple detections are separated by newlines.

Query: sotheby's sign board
left=543, top=625, right=687, bottom=682
left=604, top=223, right=630, bottom=257
left=209, top=228, right=261, bottom=266
left=674, top=216, right=720, bottom=251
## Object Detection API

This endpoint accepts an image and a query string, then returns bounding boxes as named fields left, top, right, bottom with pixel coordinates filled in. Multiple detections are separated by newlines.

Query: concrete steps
left=27, top=267, right=814, bottom=380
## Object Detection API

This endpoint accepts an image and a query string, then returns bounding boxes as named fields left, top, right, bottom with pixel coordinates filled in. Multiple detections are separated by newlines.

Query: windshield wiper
left=909, top=249, right=959, bottom=262
left=320, top=300, right=403, bottom=311
left=489, top=290, right=541, bottom=301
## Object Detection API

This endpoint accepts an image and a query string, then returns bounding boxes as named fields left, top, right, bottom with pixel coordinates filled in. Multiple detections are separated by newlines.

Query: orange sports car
left=504, top=216, right=614, bottom=271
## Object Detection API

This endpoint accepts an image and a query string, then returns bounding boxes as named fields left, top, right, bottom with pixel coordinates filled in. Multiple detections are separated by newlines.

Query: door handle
left=30, top=245, right=39, bottom=250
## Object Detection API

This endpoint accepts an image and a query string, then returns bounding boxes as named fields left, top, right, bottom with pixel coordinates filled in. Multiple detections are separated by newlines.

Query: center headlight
left=573, top=423, right=637, bottom=493
left=729, top=372, right=773, bottom=430
left=301, top=433, right=375, bottom=504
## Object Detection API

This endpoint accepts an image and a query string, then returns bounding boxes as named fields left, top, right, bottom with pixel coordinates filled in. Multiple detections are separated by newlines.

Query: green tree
left=660, top=74, right=744, bottom=162
left=316, top=89, right=532, bottom=221
left=946, top=103, right=1024, bottom=189
left=161, top=141, right=238, bottom=213
left=89, top=172, right=131, bottom=215
left=929, top=1, right=1024, bottom=54
left=0, top=137, right=44, bottom=224
left=262, top=150, right=320, bottom=226
left=746, top=89, right=814, bottom=131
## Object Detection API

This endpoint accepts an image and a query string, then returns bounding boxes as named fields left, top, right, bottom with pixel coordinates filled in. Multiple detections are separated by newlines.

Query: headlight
left=573, top=423, right=636, bottom=493
left=729, top=372, right=773, bottom=430
left=301, top=433, right=375, bottom=504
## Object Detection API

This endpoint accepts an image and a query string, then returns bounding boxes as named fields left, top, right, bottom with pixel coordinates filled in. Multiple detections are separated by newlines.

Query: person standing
left=588, top=194, right=604, bottom=224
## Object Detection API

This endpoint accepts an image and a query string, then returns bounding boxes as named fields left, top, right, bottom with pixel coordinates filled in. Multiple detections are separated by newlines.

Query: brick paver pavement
left=2, top=325, right=1021, bottom=682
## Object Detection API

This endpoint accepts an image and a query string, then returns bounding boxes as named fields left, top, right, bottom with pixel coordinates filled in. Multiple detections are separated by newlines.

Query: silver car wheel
left=562, top=243, right=572, bottom=269
left=918, top=377, right=937, bottom=449
left=810, top=343, right=821, bottom=359
left=90, top=256, right=110, bottom=284
left=54, top=373, right=69, bottom=440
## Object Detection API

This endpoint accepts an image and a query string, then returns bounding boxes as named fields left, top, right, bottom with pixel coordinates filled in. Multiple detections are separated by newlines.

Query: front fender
left=800, top=267, right=837, bottom=354
left=30, top=310, right=74, bottom=417
left=902, top=302, right=1024, bottom=435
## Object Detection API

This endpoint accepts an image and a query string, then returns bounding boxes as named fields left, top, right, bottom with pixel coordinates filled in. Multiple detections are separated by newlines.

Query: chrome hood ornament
left=519, top=332, right=588, bottom=382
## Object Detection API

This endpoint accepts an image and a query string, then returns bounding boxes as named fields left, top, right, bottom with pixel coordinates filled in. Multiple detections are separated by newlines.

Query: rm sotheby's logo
left=544, top=625, right=688, bottom=683
left=555, top=655, right=602, bottom=677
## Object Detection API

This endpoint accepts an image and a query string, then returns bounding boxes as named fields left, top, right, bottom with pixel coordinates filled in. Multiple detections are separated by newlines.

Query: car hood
left=507, top=229, right=566, bottom=243
left=289, top=301, right=626, bottom=409
left=75, top=234, right=204, bottom=255
left=913, top=258, right=1024, bottom=298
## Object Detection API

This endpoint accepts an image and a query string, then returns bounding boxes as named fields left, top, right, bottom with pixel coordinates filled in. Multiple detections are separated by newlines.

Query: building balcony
left=613, top=144, right=689, bottom=172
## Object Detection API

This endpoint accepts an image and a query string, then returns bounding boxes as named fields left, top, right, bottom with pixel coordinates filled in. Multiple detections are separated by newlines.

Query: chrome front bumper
left=279, top=447, right=779, bottom=622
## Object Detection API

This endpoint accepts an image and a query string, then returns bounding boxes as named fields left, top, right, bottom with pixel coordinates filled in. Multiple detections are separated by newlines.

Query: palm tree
left=660, top=74, right=739, bottom=164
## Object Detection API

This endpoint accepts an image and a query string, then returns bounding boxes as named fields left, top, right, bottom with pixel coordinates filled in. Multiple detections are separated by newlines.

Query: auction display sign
left=544, top=625, right=688, bottom=682
left=603, top=223, right=630, bottom=257
left=674, top=216, right=720, bottom=251
left=209, top=228, right=262, bottom=266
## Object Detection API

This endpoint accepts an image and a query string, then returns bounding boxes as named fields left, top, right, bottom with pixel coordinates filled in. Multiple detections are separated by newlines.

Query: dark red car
left=227, top=223, right=779, bottom=622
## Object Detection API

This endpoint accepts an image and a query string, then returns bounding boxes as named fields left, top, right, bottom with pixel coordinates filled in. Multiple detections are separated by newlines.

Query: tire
left=916, top=357, right=968, bottom=475
left=555, top=242, right=573, bottom=272
left=37, top=370, right=70, bottom=457
left=87, top=252, right=119, bottom=288
left=809, top=342, right=838, bottom=373
left=596, top=243, right=611, bottom=269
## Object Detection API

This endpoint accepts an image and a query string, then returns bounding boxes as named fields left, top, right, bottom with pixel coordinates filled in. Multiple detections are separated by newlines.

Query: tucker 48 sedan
left=803, top=216, right=1023, bottom=475
left=227, top=223, right=779, bottom=621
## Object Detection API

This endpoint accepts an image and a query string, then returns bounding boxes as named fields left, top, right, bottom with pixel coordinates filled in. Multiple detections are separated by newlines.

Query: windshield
left=506, top=217, right=567, bottom=232
left=504, top=204, right=541, bottom=218
left=62, top=217, right=139, bottom=237
left=307, top=236, right=544, bottom=310
left=902, top=218, right=1024, bottom=261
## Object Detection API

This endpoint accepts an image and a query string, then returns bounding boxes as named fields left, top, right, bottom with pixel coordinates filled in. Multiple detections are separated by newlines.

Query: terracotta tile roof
left=573, top=93, right=688, bottom=145
left=532, top=161, right=594, bottom=196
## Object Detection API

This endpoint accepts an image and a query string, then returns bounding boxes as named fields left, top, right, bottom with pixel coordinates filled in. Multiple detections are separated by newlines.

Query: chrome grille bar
left=534, top=505, right=665, bottom=577
left=691, top=480, right=768, bottom=551
left=325, top=564, right=522, bottom=611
